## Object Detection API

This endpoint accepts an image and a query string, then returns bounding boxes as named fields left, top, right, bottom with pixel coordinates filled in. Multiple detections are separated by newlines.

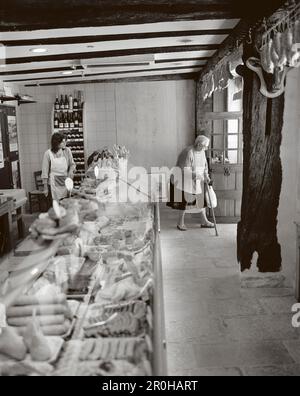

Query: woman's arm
left=185, top=149, right=196, bottom=178
left=41, top=151, right=50, bottom=196
left=204, top=158, right=210, bottom=182
left=66, top=148, right=76, bottom=178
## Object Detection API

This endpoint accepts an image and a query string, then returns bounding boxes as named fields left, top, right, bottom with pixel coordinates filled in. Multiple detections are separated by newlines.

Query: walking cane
left=205, top=181, right=219, bottom=237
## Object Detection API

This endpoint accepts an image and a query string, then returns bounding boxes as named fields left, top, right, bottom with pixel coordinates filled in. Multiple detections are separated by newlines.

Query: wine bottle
left=64, top=95, right=69, bottom=110
left=64, top=112, right=69, bottom=129
left=78, top=112, right=83, bottom=128
left=69, top=111, right=74, bottom=129
left=54, top=97, right=60, bottom=110
left=74, top=112, right=79, bottom=128
left=60, top=95, right=64, bottom=110
left=54, top=112, right=59, bottom=128
left=59, top=112, right=64, bottom=129
left=73, top=95, right=78, bottom=110
left=69, top=95, right=73, bottom=111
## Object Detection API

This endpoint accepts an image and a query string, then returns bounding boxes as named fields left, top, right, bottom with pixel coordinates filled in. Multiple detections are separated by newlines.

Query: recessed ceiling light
left=61, top=71, right=73, bottom=75
left=30, top=48, right=48, bottom=53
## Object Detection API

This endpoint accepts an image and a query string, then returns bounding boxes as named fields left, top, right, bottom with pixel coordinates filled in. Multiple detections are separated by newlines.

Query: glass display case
left=0, top=198, right=167, bottom=376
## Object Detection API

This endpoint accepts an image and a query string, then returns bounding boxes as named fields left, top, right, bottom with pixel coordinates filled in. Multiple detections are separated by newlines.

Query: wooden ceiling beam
left=5, top=65, right=202, bottom=82
left=0, top=1, right=242, bottom=31
left=24, top=73, right=199, bottom=87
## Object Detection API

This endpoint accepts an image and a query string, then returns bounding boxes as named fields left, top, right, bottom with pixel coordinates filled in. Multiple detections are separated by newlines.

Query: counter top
left=0, top=189, right=27, bottom=209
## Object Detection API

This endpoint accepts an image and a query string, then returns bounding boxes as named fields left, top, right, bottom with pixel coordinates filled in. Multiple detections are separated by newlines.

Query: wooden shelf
left=15, top=95, right=36, bottom=105
left=54, top=109, right=83, bottom=113
left=0, top=95, right=17, bottom=103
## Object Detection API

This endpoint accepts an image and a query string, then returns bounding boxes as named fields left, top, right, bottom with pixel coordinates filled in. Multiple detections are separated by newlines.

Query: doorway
left=205, top=78, right=243, bottom=224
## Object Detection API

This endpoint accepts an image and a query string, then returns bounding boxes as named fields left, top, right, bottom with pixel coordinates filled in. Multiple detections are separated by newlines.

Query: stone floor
left=160, top=205, right=300, bottom=376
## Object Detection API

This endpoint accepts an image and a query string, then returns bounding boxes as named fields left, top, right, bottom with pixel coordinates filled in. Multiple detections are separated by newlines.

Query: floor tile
left=193, top=342, right=294, bottom=368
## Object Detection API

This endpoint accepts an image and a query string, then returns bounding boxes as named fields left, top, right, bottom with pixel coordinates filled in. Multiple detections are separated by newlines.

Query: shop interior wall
left=278, top=67, right=300, bottom=286
left=18, top=80, right=196, bottom=194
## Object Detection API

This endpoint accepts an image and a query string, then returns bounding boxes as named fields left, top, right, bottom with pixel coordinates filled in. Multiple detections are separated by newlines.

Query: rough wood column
left=237, top=46, right=284, bottom=273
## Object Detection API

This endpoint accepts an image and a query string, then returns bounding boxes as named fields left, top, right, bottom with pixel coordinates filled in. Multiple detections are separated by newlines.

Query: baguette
left=13, top=294, right=66, bottom=307
left=8, top=315, right=65, bottom=327
left=16, top=320, right=70, bottom=336
left=7, top=304, right=67, bottom=318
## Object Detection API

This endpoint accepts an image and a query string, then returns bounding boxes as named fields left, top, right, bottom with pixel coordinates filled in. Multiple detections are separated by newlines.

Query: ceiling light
left=61, top=71, right=73, bottom=75
left=30, top=48, right=48, bottom=53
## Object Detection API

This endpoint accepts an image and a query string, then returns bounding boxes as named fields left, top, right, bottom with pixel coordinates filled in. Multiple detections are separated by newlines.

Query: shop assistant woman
left=42, top=132, right=76, bottom=202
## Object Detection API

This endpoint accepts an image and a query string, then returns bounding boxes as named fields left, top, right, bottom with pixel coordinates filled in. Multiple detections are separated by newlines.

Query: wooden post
left=237, top=44, right=284, bottom=273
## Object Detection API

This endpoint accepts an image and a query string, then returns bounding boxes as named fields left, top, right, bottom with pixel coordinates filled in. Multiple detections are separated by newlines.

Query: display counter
left=0, top=197, right=167, bottom=376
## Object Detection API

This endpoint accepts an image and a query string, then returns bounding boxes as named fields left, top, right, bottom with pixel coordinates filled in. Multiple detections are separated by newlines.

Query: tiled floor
left=160, top=205, right=300, bottom=376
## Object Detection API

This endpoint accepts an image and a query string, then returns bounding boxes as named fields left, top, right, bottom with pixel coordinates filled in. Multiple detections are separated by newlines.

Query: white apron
left=185, top=151, right=206, bottom=213
left=49, top=150, right=68, bottom=201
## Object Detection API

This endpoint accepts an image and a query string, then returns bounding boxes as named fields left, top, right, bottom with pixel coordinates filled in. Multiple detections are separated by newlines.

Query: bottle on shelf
left=64, top=95, right=69, bottom=110
left=64, top=112, right=69, bottom=129
left=69, top=95, right=73, bottom=111
left=54, top=112, right=59, bottom=128
left=59, top=95, right=64, bottom=110
left=59, top=112, right=64, bottom=129
left=54, top=96, right=60, bottom=110
left=78, top=112, right=83, bottom=128
left=73, top=95, right=78, bottom=110
left=69, top=111, right=74, bottom=128
left=74, top=112, right=79, bottom=128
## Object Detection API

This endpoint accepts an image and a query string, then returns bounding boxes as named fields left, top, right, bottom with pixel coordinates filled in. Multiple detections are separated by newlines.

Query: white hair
left=195, top=135, right=210, bottom=147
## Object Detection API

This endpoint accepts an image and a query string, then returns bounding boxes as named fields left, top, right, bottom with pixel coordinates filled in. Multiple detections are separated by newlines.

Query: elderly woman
left=167, top=134, right=214, bottom=231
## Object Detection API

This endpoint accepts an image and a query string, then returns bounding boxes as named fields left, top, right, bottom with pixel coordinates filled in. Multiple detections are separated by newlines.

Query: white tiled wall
left=18, top=83, right=118, bottom=193
left=18, top=80, right=195, bottom=195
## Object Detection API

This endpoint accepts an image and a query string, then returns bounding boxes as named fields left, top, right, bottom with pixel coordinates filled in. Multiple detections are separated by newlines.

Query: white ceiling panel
left=6, top=35, right=228, bottom=59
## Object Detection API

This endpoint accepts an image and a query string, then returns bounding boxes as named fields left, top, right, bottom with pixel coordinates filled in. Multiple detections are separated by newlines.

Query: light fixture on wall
left=61, top=71, right=73, bottom=75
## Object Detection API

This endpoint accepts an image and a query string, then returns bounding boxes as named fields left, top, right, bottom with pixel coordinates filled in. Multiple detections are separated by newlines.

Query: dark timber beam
left=24, top=73, right=199, bottom=87
left=4, top=65, right=202, bottom=82
left=237, top=60, right=284, bottom=273
left=0, top=0, right=289, bottom=32
left=5, top=45, right=219, bottom=65
left=0, top=1, right=237, bottom=31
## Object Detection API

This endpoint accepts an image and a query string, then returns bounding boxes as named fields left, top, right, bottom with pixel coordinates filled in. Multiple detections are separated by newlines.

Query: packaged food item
left=23, top=312, right=52, bottom=362
left=0, top=327, right=27, bottom=361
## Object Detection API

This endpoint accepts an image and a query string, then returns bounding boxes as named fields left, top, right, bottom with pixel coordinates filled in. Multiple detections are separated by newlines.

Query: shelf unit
left=51, top=103, right=86, bottom=189
left=0, top=95, right=36, bottom=106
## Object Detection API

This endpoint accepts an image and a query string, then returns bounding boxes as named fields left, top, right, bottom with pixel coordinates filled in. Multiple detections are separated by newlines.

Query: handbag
left=205, top=185, right=217, bottom=209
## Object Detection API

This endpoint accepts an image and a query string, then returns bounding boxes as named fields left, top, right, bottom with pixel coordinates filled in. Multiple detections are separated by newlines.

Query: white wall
left=115, top=80, right=195, bottom=171
left=278, top=68, right=300, bottom=286
left=18, top=80, right=195, bottom=193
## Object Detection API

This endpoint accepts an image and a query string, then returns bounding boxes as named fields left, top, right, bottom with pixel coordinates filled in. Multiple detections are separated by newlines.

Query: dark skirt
left=167, top=179, right=205, bottom=211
